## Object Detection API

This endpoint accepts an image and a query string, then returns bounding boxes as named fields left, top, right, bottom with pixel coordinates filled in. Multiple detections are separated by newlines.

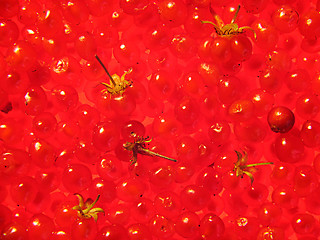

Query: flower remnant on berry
left=72, top=194, right=104, bottom=222
left=95, top=55, right=132, bottom=97
left=202, top=5, right=257, bottom=39
left=123, top=136, right=177, bottom=165
left=234, top=150, right=273, bottom=184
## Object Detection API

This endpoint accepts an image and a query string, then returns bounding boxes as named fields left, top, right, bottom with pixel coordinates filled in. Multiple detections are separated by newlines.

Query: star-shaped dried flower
left=72, top=194, right=104, bottom=222
left=202, top=5, right=257, bottom=39
left=123, top=136, right=177, bottom=165
left=234, top=150, right=273, bottom=185
left=95, top=55, right=132, bottom=97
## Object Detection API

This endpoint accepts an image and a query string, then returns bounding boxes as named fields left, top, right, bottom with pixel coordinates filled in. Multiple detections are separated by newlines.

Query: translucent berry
left=274, top=133, right=305, bottom=163
left=6, top=41, right=37, bottom=70
left=0, top=19, right=19, bottom=47
left=175, top=211, right=200, bottom=238
left=272, top=6, right=299, bottom=33
left=27, top=213, right=55, bottom=240
left=154, top=191, right=182, bottom=218
left=291, top=213, right=316, bottom=235
left=158, top=0, right=188, bottom=27
left=127, top=223, right=152, bottom=240
left=199, top=213, right=225, bottom=239
left=257, top=227, right=285, bottom=240
left=300, top=120, right=320, bottom=148
left=62, top=164, right=92, bottom=193
left=149, top=214, right=175, bottom=238
left=180, top=185, right=210, bottom=212
left=296, top=94, right=320, bottom=119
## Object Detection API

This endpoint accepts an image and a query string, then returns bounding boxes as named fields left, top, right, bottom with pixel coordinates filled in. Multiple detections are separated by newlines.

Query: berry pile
left=1, top=0, right=320, bottom=239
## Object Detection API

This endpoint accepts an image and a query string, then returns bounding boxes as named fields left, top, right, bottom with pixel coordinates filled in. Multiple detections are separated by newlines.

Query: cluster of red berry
left=1, top=0, right=320, bottom=239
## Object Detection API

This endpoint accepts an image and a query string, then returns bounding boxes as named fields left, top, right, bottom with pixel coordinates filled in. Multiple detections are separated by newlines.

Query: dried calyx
left=72, top=193, right=104, bottom=222
left=202, top=5, right=257, bottom=39
left=95, top=55, right=132, bottom=96
left=234, top=150, right=273, bottom=185
left=123, top=136, right=177, bottom=165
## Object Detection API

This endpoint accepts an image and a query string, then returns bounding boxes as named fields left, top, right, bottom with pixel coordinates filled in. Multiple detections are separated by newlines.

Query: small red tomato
left=267, top=106, right=295, bottom=133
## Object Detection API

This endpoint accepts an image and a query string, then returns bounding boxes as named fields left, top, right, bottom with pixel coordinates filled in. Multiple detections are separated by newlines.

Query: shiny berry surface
left=0, top=1, right=318, bottom=239
left=267, top=106, right=295, bottom=133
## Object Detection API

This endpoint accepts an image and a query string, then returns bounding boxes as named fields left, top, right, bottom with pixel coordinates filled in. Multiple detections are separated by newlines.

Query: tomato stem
left=244, top=162, right=274, bottom=168
left=138, top=147, right=177, bottom=162
left=95, top=55, right=116, bottom=86
left=231, top=5, right=241, bottom=24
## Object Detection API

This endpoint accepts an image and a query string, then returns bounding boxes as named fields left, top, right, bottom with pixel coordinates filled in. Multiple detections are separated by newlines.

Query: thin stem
left=244, top=162, right=274, bottom=168
left=201, top=20, right=220, bottom=30
left=231, top=5, right=241, bottom=24
left=83, top=194, right=101, bottom=214
left=138, top=147, right=177, bottom=162
left=95, top=55, right=116, bottom=86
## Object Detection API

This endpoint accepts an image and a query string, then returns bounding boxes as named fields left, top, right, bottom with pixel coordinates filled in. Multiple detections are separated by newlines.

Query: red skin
left=267, top=106, right=295, bottom=133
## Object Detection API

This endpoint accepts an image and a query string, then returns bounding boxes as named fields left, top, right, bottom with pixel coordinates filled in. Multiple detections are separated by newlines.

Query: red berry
left=1, top=222, right=28, bottom=240
left=228, top=99, right=254, bottom=122
left=149, top=70, right=176, bottom=100
left=298, top=9, right=320, bottom=40
left=175, top=211, right=200, bottom=238
left=229, top=35, right=253, bottom=61
left=107, top=203, right=131, bottom=225
left=71, top=218, right=97, bottom=240
left=60, top=0, right=89, bottom=24
left=0, top=19, right=19, bottom=47
left=296, top=94, right=320, bottom=119
left=24, top=87, right=48, bottom=116
left=199, top=213, right=225, bottom=239
left=0, top=204, right=12, bottom=229
left=285, top=69, right=311, bottom=93
left=210, top=37, right=231, bottom=63
left=154, top=191, right=181, bottom=219
left=75, top=32, right=97, bottom=60
left=257, top=202, right=282, bottom=226
left=96, top=224, right=129, bottom=240
left=259, top=67, right=283, bottom=94
left=92, top=121, right=120, bottom=152
left=97, top=154, right=123, bottom=180
left=180, top=185, right=210, bottom=212
left=158, top=0, right=188, bottom=27
left=217, top=76, right=241, bottom=104
left=36, top=8, right=64, bottom=38
left=0, top=0, right=19, bottom=18
left=54, top=201, right=78, bottom=228
left=132, top=198, right=155, bottom=223
left=116, top=178, right=146, bottom=202
left=127, top=223, right=152, bottom=240
left=10, top=176, right=38, bottom=205
left=272, top=6, right=299, bottom=33
left=300, top=120, right=320, bottom=148
left=272, top=184, right=298, bottom=209
left=6, top=41, right=37, bottom=70
left=267, top=106, right=295, bottom=133
left=293, top=165, right=318, bottom=197
left=62, top=164, right=92, bottom=192
left=252, top=20, right=279, bottom=50
left=197, top=62, right=220, bottom=87
left=30, top=138, right=57, bottom=168
left=257, top=227, right=285, bottom=240
left=27, top=213, right=55, bottom=240
left=291, top=213, right=316, bottom=235
left=274, top=133, right=305, bottom=163
left=149, top=214, right=175, bottom=238
left=113, top=41, right=140, bottom=67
